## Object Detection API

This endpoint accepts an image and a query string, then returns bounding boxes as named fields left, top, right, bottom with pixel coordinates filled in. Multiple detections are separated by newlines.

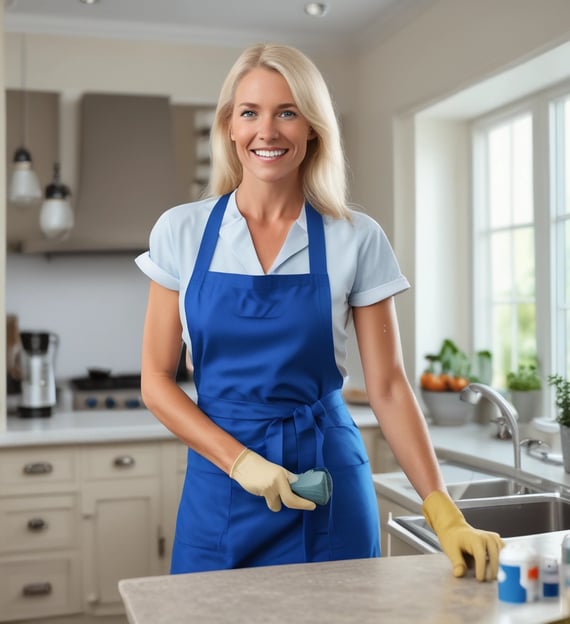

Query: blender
left=19, top=331, right=58, bottom=418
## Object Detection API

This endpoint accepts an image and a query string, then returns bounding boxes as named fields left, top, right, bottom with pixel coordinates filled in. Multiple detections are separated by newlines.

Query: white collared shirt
left=136, top=191, right=410, bottom=378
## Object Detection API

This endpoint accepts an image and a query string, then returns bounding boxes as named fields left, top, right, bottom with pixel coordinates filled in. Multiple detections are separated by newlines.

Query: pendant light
left=9, top=34, right=42, bottom=204
left=40, top=163, right=74, bottom=239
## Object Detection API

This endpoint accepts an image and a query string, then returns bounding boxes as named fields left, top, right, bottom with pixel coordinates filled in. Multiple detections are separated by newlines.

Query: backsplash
left=6, top=252, right=149, bottom=380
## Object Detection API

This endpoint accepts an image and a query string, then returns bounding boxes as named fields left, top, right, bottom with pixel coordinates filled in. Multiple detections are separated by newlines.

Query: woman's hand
left=230, top=449, right=316, bottom=512
left=422, top=490, right=504, bottom=581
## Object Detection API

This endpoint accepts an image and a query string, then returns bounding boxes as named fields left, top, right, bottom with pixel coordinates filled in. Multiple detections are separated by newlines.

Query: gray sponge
left=291, top=468, right=333, bottom=505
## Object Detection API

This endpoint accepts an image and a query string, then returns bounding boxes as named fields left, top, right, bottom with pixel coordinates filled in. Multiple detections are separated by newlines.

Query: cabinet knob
left=22, top=582, right=53, bottom=597
left=27, top=517, right=48, bottom=531
left=113, top=455, right=135, bottom=468
left=23, top=462, right=54, bottom=475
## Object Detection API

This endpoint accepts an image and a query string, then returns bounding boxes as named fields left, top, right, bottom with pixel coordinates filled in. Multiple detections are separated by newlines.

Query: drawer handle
left=27, top=517, right=48, bottom=531
left=22, top=582, right=53, bottom=597
left=23, top=462, right=54, bottom=475
left=113, top=455, right=135, bottom=468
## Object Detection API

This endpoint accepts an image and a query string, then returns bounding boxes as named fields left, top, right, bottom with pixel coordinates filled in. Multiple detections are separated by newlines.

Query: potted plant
left=506, top=363, right=542, bottom=425
left=419, top=339, right=492, bottom=426
left=548, top=374, right=570, bottom=473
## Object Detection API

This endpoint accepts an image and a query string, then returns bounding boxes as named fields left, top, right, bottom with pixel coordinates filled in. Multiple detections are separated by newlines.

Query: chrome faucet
left=460, top=383, right=521, bottom=476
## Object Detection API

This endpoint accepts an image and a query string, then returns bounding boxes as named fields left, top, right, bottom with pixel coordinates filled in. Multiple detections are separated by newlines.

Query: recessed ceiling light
left=304, top=2, right=328, bottom=17
left=79, top=0, right=100, bottom=5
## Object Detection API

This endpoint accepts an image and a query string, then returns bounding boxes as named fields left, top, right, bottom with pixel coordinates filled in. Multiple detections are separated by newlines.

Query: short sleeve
left=348, top=213, right=410, bottom=307
left=135, top=210, right=180, bottom=291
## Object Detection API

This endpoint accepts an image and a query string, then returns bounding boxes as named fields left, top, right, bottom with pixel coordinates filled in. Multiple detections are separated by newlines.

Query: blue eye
left=280, top=110, right=297, bottom=119
left=240, top=110, right=256, bottom=118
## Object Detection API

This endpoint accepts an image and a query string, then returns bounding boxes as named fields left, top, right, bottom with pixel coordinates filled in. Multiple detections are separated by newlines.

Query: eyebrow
left=236, top=102, right=299, bottom=109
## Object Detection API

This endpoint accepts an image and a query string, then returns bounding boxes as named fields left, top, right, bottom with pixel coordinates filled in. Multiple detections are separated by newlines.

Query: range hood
left=21, top=93, right=178, bottom=254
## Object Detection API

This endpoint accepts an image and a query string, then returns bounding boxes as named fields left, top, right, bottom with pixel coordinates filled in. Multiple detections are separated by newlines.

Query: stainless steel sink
left=390, top=493, right=570, bottom=553
left=446, top=478, right=514, bottom=500
left=401, top=474, right=536, bottom=500
left=460, top=493, right=570, bottom=536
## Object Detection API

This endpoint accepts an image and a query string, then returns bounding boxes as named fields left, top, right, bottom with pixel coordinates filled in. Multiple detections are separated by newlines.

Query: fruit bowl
left=420, top=390, right=473, bottom=426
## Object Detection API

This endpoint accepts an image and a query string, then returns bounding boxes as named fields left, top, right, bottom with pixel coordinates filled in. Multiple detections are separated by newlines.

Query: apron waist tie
left=198, top=389, right=345, bottom=471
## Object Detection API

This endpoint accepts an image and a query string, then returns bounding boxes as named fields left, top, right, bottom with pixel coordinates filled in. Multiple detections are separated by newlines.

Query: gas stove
left=70, top=372, right=144, bottom=410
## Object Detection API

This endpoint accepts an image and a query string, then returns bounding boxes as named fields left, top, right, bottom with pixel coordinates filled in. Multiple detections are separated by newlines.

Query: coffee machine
left=19, top=331, right=58, bottom=418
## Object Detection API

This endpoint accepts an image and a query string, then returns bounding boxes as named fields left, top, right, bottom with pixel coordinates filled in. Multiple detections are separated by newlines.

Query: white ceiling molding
left=3, top=14, right=302, bottom=50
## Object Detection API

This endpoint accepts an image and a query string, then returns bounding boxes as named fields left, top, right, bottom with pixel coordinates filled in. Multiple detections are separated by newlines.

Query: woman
left=136, top=43, right=502, bottom=580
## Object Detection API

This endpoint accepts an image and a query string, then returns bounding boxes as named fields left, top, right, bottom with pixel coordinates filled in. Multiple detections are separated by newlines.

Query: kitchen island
left=118, top=549, right=566, bottom=624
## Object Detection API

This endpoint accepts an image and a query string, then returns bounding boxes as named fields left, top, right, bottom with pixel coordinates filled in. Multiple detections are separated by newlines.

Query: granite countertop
left=0, top=409, right=176, bottom=447
left=118, top=543, right=567, bottom=624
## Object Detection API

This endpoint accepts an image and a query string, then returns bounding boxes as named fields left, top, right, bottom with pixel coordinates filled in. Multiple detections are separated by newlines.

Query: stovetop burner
left=70, top=373, right=141, bottom=392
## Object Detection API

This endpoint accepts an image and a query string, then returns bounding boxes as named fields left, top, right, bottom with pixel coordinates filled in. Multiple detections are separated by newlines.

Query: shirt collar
left=219, top=191, right=308, bottom=274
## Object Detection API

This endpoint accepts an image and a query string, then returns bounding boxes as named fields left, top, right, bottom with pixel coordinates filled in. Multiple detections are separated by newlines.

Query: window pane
left=565, top=99, right=570, bottom=215
left=514, top=227, right=535, bottom=298
left=488, top=125, right=511, bottom=228
left=565, top=311, right=570, bottom=376
left=491, top=231, right=512, bottom=298
left=512, top=116, right=533, bottom=225
left=566, top=220, right=570, bottom=306
left=492, top=303, right=512, bottom=387
left=516, top=303, right=537, bottom=363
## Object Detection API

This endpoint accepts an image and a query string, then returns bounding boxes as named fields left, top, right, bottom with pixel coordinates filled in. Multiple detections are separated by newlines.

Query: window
left=472, top=84, right=570, bottom=396
left=552, top=95, right=570, bottom=374
left=473, top=112, right=536, bottom=388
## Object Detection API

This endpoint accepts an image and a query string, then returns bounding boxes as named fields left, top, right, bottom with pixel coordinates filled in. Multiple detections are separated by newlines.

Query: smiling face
left=229, top=67, right=315, bottom=189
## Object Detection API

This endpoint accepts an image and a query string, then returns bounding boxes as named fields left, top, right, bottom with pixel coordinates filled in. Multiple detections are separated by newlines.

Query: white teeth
left=254, top=149, right=286, bottom=158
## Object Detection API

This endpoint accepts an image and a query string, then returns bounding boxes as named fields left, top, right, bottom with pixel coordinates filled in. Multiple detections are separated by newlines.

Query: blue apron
left=171, top=193, right=380, bottom=573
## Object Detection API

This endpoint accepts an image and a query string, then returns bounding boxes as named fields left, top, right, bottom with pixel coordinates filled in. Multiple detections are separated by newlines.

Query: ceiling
left=3, top=0, right=436, bottom=52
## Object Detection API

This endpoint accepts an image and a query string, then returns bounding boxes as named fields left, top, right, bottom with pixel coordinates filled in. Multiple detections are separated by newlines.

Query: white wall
left=415, top=119, right=470, bottom=377
left=352, top=0, right=570, bottom=384
left=6, top=254, right=149, bottom=379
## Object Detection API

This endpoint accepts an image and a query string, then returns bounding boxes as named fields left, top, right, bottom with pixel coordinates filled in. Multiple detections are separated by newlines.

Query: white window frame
left=470, top=80, right=570, bottom=406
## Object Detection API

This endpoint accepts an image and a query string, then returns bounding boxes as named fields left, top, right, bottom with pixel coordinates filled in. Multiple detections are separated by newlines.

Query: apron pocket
left=175, top=450, right=231, bottom=551
left=328, top=462, right=380, bottom=557
left=322, top=424, right=369, bottom=468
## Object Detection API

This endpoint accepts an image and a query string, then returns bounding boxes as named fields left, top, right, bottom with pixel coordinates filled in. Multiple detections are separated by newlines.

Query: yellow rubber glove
left=230, top=449, right=317, bottom=513
left=422, top=490, right=504, bottom=582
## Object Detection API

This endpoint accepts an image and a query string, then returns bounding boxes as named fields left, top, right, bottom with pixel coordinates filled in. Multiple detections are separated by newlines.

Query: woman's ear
left=308, top=127, right=317, bottom=140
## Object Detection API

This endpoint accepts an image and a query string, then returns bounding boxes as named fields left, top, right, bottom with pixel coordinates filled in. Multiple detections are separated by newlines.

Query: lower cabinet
left=0, top=440, right=185, bottom=623
left=80, top=444, right=164, bottom=616
left=359, top=426, right=399, bottom=474
left=376, top=492, right=422, bottom=557
left=0, top=554, right=82, bottom=622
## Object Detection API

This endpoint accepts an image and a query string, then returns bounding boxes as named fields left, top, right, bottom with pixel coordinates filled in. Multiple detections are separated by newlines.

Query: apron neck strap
left=193, top=193, right=231, bottom=273
left=305, top=202, right=327, bottom=275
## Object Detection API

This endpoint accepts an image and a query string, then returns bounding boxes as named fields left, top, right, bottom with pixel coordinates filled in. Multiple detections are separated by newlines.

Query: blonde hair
left=208, top=43, right=349, bottom=219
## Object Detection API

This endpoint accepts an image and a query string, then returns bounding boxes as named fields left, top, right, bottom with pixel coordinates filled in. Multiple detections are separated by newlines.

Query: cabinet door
left=81, top=478, right=162, bottom=616
left=377, top=494, right=419, bottom=557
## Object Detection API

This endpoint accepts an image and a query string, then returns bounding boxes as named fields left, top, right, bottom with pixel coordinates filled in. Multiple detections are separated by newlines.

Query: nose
left=258, top=115, right=279, bottom=141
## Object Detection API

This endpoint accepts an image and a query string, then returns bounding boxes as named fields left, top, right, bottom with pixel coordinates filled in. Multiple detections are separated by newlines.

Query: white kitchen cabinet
left=0, top=439, right=184, bottom=623
left=376, top=492, right=421, bottom=557
left=359, top=426, right=399, bottom=474
left=0, top=447, right=82, bottom=622
left=80, top=443, right=167, bottom=617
